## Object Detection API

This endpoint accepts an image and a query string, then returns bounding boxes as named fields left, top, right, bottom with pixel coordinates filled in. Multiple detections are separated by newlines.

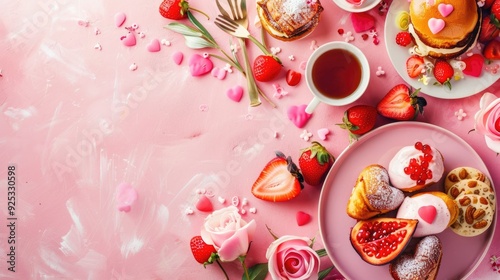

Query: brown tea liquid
left=311, top=49, right=362, bottom=99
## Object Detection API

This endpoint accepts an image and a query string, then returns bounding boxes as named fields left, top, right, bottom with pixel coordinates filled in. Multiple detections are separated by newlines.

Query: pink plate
left=318, top=122, right=496, bottom=280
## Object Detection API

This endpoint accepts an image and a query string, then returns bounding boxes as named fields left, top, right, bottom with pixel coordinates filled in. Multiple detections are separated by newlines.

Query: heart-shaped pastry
left=189, top=54, right=213, bottom=76
left=287, top=104, right=312, bottom=128
left=418, top=205, right=437, bottom=224
left=390, top=235, right=443, bottom=280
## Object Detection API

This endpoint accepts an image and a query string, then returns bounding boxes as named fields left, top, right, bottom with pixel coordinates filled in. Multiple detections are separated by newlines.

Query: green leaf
left=184, top=36, right=216, bottom=49
left=188, top=11, right=215, bottom=42
left=244, top=263, right=268, bottom=280
left=318, top=266, right=335, bottom=280
left=316, top=248, right=328, bottom=258
left=165, top=23, right=203, bottom=37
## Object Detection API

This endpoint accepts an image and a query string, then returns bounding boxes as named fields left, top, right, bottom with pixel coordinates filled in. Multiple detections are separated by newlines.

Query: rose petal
left=217, top=219, right=256, bottom=261
left=485, top=135, right=500, bottom=153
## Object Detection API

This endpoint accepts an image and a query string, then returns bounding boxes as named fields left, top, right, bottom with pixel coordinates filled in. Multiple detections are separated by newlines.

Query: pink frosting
left=388, top=145, right=444, bottom=190
left=396, top=194, right=450, bottom=237
left=474, top=92, right=500, bottom=153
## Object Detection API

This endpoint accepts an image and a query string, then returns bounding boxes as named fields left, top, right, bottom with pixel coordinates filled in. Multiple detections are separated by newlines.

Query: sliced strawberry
left=190, top=236, right=217, bottom=265
left=286, top=69, right=301, bottom=86
left=251, top=151, right=303, bottom=202
left=483, top=40, right=500, bottom=60
left=406, top=55, right=425, bottom=78
left=377, top=84, right=427, bottom=121
left=479, top=15, right=500, bottom=44
left=492, top=0, right=500, bottom=22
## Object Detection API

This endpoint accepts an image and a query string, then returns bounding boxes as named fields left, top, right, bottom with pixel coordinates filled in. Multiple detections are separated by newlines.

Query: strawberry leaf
left=245, top=263, right=268, bottom=280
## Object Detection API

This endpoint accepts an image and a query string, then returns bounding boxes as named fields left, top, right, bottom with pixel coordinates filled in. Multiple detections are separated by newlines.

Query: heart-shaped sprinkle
left=211, top=67, right=227, bottom=80
left=114, top=12, right=126, bottom=27
left=189, top=54, right=213, bottom=76
left=350, top=12, right=376, bottom=33
left=428, top=18, right=445, bottom=34
left=196, top=195, right=213, bottom=212
left=121, top=32, right=136, bottom=47
left=418, top=205, right=437, bottom=224
left=116, top=182, right=138, bottom=212
left=172, top=51, right=184, bottom=65
left=317, top=128, right=330, bottom=140
left=147, top=39, right=161, bottom=52
left=296, top=211, right=312, bottom=226
left=226, top=85, right=244, bottom=102
left=287, top=104, right=312, bottom=128
left=462, top=54, right=484, bottom=77
left=438, top=3, right=453, bottom=17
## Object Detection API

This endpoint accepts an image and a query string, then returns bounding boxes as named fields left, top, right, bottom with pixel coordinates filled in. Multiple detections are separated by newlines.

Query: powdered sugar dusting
left=391, top=235, right=442, bottom=280
left=282, top=0, right=311, bottom=20
left=365, top=165, right=405, bottom=211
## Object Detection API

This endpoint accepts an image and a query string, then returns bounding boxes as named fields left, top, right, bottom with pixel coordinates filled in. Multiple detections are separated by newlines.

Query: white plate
left=384, top=0, right=500, bottom=99
left=332, top=0, right=381, bottom=13
left=319, top=122, right=496, bottom=280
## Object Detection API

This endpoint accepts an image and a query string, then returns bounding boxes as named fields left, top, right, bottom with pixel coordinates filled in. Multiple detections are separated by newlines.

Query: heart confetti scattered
left=211, top=67, right=227, bottom=80
left=116, top=182, right=138, bottom=213
left=287, top=104, right=312, bottom=128
left=189, top=54, right=213, bottom=76
left=172, top=51, right=184, bottom=65
left=351, top=12, right=376, bottom=33
left=226, top=86, right=244, bottom=102
left=317, top=128, right=330, bottom=140
left=146, top=39, right=161, bottom=52
left=196, top=195, right=213, bottom=212
left=121, top=32, right=136, bottom=47
left=114, top=12, right=127, bottom=27
left=296, top=211, right=312, bottom=226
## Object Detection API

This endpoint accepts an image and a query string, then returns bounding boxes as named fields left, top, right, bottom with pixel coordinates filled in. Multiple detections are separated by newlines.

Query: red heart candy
left=462, top=54, right=484, bottom=77
left=196, top=195, right=213, bottom=212
left=350, top=12, right=376, bottom=33
left=287, top=104, right=312, bottom=128
left=418, top=205, right=437, bottom=224
left=296, top=211, right=311, bottom=226
left=286, top=69, right=301, bottom=86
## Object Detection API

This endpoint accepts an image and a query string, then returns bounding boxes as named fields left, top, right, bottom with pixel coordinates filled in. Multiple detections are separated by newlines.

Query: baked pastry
left=346, top=164, right=405, bottom=220
left=396, top=191, right=458, bottom=237
left=256, top=0, right=323, bottom=41
left=408, top=0, right=481, bottom=59
left=390, top=235, right=443, bottom=280
left=450, top=192, right=495, bottom=237
left=444, top=166, right=491, bottom=192
left=447, top=179, right=496, bottom=210
left=388, top=142, right=444, bottom=192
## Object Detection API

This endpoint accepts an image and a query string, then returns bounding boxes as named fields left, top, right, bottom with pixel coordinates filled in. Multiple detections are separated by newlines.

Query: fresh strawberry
left=377, top=84, right=427, bottom=121
left=159, top=0, right=208, bottom=20
left=479, top=15, right=500, bottom=44
left=337, top=105, right=377, bottom=142
left=483, top=40, right=500, bottom=60
left=433, top=60, right=454, bottom=89
left=492, top=0, right=500, bottom=21
left=298, top=142, right=334, bottom=186
left=253, top=55, right=282, bottom=82
left=395, top=31, right=412, bottom=47
left=190, top=236, right=217, bottom=265
left=251, top=151, right=304, bottom=202
left=286, top=69, right=301, bottom=86
left=462, top=54, right=485, bottom=77
left=406, top=55, right=425, bottom=78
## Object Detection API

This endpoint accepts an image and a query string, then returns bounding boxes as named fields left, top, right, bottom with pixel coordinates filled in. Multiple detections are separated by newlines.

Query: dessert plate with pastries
left=318, top=122, right=496, bottom=280
left=384, top=0, right=500, bottom=99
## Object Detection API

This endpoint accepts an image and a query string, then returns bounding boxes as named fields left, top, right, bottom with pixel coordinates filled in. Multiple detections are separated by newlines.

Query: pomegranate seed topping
left=414, top=141, right=423, bottom=150
left=403, top=142, right=436, bottom=185
left=424, top=153, right=433, bottom=161
left=422, top=144, right=431, bottom=154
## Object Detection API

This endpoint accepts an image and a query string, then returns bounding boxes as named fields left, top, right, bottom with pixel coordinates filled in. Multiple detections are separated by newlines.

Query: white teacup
left=305, top=42, right=370, bottom=113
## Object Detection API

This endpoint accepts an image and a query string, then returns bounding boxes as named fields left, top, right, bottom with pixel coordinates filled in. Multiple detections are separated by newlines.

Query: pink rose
left=201, top=206, right=256, bottom=262
left=474, top=92, right=500, bottom=153
left=266, top=235, right=320, bottom=280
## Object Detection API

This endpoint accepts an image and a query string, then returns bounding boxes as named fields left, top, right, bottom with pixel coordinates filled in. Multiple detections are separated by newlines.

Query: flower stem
left=239, top=256, right=251, bottom=280
left=215, top=259, right=229, bottom=280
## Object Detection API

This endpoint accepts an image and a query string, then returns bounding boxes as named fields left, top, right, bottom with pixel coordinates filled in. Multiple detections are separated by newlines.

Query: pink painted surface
left=0, top=0, right=499, bottom=279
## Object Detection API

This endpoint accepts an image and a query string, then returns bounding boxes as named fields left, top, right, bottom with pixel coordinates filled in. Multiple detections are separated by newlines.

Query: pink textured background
left=0, top=0, right=498, bottom=279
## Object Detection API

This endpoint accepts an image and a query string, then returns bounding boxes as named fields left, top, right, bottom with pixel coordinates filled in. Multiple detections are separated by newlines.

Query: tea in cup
left=305, top=42, right=370, bottom=113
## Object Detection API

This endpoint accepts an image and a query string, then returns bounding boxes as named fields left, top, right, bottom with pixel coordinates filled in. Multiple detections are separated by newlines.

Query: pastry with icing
left=388, top=142, right=444, bottom=192
left=396, top=191, right=458, bottom=237
left=346, top=164, right=405, bottom=220
left=256, top=0, right=323, bottom=41
left=390, top=235, right=443, bottom=280
left=408, top=0, right=481, bottom=59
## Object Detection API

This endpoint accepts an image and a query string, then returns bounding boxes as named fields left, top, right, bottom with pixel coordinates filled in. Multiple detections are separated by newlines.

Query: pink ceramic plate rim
left=318, top=121, right=496, bottom=280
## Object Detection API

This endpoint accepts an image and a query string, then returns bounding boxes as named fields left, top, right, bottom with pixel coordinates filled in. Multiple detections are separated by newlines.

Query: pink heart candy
left=117, top=182, right=138, bottom=213
left=350, top=12, right=376, bottom=33
left=438, top=3, right=453, bottom=17
left=462, top=54, right=484, bottom=77
left=418, top=205, right=437, bottom=224
left=287, top=104, right=312, bottom=128
left=428, top=18, right=445, bottom=34
left=196, top=195, right=213, bottom=212
left=114, top=12, right=126, bottom=27
left=189, top=54, right=213, bottom=76
left=121, top=32, right=136, bottom=47
left=296, top=211, right=312, bottom=226
left=172, top=51, right=184, bottom=65
left=226, top=85, right=243, bottom=102
left=317, top=128, right=330, bottom=140
left=147, top=39, right=161, bottom=52
left=211, top=67, right=227, bottom=80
